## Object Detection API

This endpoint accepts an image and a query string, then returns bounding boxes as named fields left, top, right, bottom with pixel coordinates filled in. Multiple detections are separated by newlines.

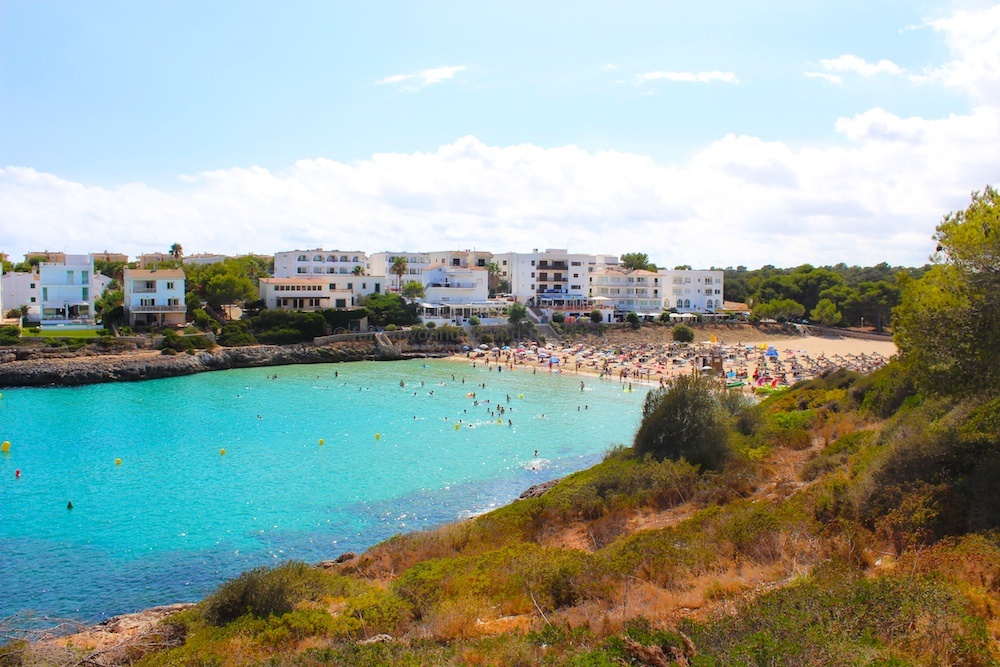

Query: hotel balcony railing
left=129, top=304, right=187, bottom=312
left=131, top=287, right=157, bottom=293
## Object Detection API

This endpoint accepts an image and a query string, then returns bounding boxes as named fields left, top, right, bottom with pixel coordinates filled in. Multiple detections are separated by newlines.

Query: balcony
left=428, top=282, right=476, bottom=289
left=129, top=304, right=186, bottom=313
left=538, top=261, right=568, bottom=270
left=132, top=287, right=156, bottom=293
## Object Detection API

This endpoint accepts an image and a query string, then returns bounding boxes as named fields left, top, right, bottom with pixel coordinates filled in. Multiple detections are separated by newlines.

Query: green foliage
left=849, top=362, right=919, bottom=418
left=672, top=322, right=695, bottom=342
left=467, top=315, right=480, bottom=326
left=858, top=395, right=1000, bottom=549
left=895, top=188, right=1000, bottom=394
left=508, top=303, right=528, bottom=326
left=551, top=311, right=566, bottom=324
left=752, top=297, right=805, bottom=322
left=217, top=320, right=258, bottom=346
left=590, top=309, right=604, bottom=324
left=201, top=561, right=336, bottom=626
left=810, top=297, right=843, bottom=325
left=682, top=566, right=993, bottom=665
left=625, top=311, right=641, bottom=329
left=193, top=308, right=218, bottom=332
left=363, top=292, right=418, bottom=327
left=0, top=325, right=21, bottom=345
left=400, top=280, right=425, bottom=302
left=634, top=374, right=731, bottom=470
left=249, top=309, right=327, bottom=344
left=620, top=252, right=657, bottom=271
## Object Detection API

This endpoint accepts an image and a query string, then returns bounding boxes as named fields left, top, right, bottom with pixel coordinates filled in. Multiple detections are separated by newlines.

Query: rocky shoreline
left=0, top=340, right=459, bottom=388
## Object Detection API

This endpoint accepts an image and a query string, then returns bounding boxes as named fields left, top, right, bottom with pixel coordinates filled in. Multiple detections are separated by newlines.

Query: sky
left=2, top=0, right=999, bottom=269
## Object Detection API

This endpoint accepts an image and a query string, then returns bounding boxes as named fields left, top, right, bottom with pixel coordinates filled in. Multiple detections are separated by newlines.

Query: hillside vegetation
left=7, top=189, right=1000, bottom=666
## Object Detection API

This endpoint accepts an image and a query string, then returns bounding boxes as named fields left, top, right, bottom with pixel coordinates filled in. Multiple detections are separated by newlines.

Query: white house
left=427, top=250, right=493, bottom=270
left=183, top=253, right=229, bottom=266
left=658, top=269, right=725, bottom=312
left=259, top=275, right=385, bottom=312
left=273, top=249, right=367, bottom=279
left=422, top=263, right=489, bottom=304
left=493, top=249, right=595, bottom=306
left=0, top=272, right=40, bottom=322
left=39, top=255, right=95, bottom=324
left=589, top=268, right=664, bottom=319
left=122, top=268, right=187, bottom=327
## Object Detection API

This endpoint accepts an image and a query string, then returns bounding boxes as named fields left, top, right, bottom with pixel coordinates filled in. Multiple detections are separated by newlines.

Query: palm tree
left=352, top=265, right=366, bottom=276
left=390, top=257, right=408, bottom=292
left=487, top=261, right=501, bottom=297
left=169, top=243, right=183, bottom=260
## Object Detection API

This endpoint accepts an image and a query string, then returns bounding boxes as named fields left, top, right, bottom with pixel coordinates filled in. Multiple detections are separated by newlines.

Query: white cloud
left=912, top=5, right=1000, bottom=104
left=635, top=70, right=739, bottom=84
left=4, top=104, right=996, bottom=269
left=804, top=71, right=843, bottom=85
left=376, top=65, right=466, bottom=92
left=818, top=54, right=903, bottom=77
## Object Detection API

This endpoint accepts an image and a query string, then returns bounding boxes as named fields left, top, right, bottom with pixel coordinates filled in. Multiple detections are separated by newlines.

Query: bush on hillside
left=634, top=374, right=731, bottom=471
left=672, top=323, right=695, bottom=343
left=202, top=561, right=333, bottom=626
left=217, top=321, right=258, bottom=346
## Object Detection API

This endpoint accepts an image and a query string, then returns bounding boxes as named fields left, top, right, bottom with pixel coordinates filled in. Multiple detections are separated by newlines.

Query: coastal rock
left=518, top=478, right=561, bottom=499
left=0, top=343, right=371, bottom=388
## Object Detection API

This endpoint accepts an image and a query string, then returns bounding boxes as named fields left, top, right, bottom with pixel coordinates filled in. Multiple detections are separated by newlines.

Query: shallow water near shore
left=0, top=358, right=644, bottom=624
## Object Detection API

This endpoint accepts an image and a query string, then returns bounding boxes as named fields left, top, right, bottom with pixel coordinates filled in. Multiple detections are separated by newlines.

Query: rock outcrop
left=0, top=342, right=375, bottom=388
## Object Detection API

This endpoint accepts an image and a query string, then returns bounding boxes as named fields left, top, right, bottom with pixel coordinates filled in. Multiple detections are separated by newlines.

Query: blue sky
left=2, top=1, right=998, bottom=268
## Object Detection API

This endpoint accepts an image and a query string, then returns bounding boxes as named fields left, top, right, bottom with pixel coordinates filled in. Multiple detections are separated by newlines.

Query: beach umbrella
left=462, top=345, right=470, bottom=351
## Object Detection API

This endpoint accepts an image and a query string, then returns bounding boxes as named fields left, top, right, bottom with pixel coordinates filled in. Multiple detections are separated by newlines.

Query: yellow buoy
left=318, top=439, right=325, bottom=445
left=454, top=423, right=460, bottom=430
left=518, top=394, right=524, bottom=399
left=498, top=419, right=503, bottom=424
left=1, top=441, right=10, bottom=452
left=220, top=448, right=226, bottom=455
left=115, top=458, right=122, bottom=466
left=375, top=433, right=381, bottom=440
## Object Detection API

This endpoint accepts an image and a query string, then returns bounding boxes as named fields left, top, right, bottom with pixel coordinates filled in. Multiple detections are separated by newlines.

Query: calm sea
left=0, top=359, right=645, bottom=624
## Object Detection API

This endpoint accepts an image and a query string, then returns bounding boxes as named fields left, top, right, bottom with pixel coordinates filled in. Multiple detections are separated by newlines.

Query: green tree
left=508, top=303, right=528, bottom=327
left=633, top=374, right=730, bottom=470
left=810, top=298, right=843, bottom=326
left=363, top=293, right=417, bottom=327
left=390, top=257, right=408, bottom=292
left=625, top=311, right=641, bottom=329
left=401, top=280, right=426, bottom=303
left=169, top=243, right=183, bottom=260
left=752, top=298, right=805, bottom=322
left=673, top=322, right=695, bottom=342
left=487, top=261, right=501, bottom=297
left=352, top=264, right=366, bottom=276
left=894, top=186, right=1000, bottom=393
left=621, top=252, right=656, bottom=271
left=205, top=273, right=256, bottom=310
left=590, top=309, right=604, bottom=324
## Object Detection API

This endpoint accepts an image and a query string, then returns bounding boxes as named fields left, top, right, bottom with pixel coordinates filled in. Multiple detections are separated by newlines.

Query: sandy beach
left=451, top=329, right=896, bottom=392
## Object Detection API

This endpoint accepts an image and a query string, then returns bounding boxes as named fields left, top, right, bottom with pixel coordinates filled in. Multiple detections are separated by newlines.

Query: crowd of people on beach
left=463, top=338, right=891, bottom=392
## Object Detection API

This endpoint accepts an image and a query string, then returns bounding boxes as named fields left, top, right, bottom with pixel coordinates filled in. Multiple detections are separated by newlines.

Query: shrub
left=201, top=561, right=333, bottom=626
left=468, top=315, right=480, bottom=326
left=385, top=323, right=398, bottom=331
left=672, top=323, right=695, bottom=343
left=625, top=311, right=641, bottom=329
left=0, top=325, right=20, bottom=345
left=551, top=311, right=565, bottom=324
left=217, top=321, right=257, bottom=347
left=634, top=374, right=731, bottom=471
left=425, top=321, right=436, bottom=329
left=590, top=309, right=603, bottom=324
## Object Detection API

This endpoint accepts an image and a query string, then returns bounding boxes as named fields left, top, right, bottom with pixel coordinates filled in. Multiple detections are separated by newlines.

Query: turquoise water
left=0, top=359, right=645, bottom=624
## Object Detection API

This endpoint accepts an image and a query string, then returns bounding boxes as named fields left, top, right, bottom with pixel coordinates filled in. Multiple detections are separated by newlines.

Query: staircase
left=374, top=332, right=402, bottom=359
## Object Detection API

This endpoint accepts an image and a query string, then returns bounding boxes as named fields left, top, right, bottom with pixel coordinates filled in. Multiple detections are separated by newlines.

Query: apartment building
left=659, top=269, right=725, bottom=312
left=273, top=249, right=367, bottom=279
left=493, top=249, right=595, bottom=306
left=39, top=255, right=95, bottom=323
left=589, top=268, right=664, bottom=318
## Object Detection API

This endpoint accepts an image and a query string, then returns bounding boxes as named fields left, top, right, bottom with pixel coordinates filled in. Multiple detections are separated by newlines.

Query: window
left=347, top=283, right=353, bottom=290
left=42, top=288, right=48, bottom=301
left=684, top=299, right=691, bottom=308
left=664, top=299, right=670, bottom=308
left=327, top=255, right=336, bottom=262
left=340, top=256, right=348, bottom=262
left=329, top=284, right=336, bottom=290
left=571, top=261, right=581, bottom=266
left=168, top=298, right=180, bottom=306
left=362, top=283, right=367, bottom=289
left=531, top=260, right=535, bottom=266
left=531, top=272, right=535, bottom=278
left=571, top=284, right=581, bottom=290
left=684, top=277, right=691, bottom=284
left=145, top=281, right=155, bottom=290
left=297, top=255, right=307, bottom=261
left=166, top=282, right=174, bottom=289
left=452, top=258, right=460, bottom=266
left=335, top=299, right=347, bottom=308
left=477, top=259, right=486, bottom=266
left=313, top=267, right=322, bottom=273
left=82, top=288, right=89, bottom=300
left=30, top=297, right=36, bottom=303
left=29, top=283, right=35, bottom=289
left=140, top=298, right=154, bottom=306
left=297, top=267, right=307, bottom=274
left=313, top=255, right=322, bottom=261
left=705, top=278, right=713, bottom=284
left=573, top=273, right=579, bottom=278
left=352, top=256, right=359, bottom=262
left=502, top=260, right=507, bottom=266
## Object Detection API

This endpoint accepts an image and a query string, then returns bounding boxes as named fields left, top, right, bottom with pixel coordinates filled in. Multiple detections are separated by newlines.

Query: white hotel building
left=273, top=249, right=367, bottom=278
left=659, top=269, right=724, bottom=312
